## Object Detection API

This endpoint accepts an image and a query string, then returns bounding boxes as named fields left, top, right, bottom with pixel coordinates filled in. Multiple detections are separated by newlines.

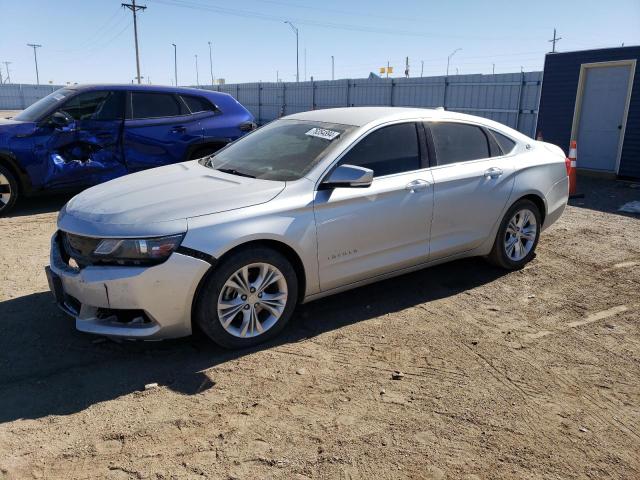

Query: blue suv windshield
left=14, top=88, right=74, bottom=122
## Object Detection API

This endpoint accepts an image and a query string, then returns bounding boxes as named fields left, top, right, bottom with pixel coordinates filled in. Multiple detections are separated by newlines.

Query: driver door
left=36, top=90, right=126, bottom=189
left=314, top=122, right=433, bottom=291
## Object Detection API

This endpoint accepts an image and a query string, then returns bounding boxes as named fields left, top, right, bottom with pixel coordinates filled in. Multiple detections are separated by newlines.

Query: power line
left=122, top=0, right=146, bottom=84
left=27, top=44, right=42, bottom=85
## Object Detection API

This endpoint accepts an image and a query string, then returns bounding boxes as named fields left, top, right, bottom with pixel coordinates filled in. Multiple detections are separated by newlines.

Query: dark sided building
left=537, top=46, right=639, bottom=178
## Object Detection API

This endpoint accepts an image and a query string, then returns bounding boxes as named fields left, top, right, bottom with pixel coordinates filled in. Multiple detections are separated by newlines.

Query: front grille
left=61, top=232, right=101, bottom=267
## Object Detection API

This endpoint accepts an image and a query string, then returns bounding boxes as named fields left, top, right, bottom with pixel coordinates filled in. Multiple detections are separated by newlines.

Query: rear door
left=426, top=121, right=515, bottom=259
left=123, top=91, right=203, bottom=172
left=37, top=89, right=127, bottom=189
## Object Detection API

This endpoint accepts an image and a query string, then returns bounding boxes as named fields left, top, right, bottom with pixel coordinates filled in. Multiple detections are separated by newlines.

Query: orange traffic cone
left=567, top=140, right=582, bottom=198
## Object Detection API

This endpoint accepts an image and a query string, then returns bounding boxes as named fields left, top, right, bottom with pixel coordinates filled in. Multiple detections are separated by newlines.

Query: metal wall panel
left=0, top=72, right=543, bottom=137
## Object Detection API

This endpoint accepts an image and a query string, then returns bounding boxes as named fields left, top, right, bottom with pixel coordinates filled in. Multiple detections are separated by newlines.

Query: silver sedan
left=47, top=107, right=569, bottom=348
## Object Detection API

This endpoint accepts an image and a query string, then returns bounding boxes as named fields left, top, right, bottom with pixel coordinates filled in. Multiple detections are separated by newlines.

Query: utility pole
left=172, top=43, right=178, bottom=86
left=548, top=28, right=562, bottom=53
left=304, top=48, right=307, bottom=81
left=492, top=63, right=495, bottom=74
left=284, top=21, right=299, bottom=82
left=27, top=44, right=42, bottom=85
left=331, top=55, right=334, bottom=80
left=3, top=62, right=11, bottom=84
left=122, top=0, right=146, bottom=84
left=386, top=60, right=390, bottom=79
left=446, top=48, right=461, bottom=76
left=195, top=54, right=200, bottom=86
left=404, top=56, right=410, bottom=78
left=208, top=41, right=214, bottom=86
left=420, top=60, right=424, bottom=77
left=276, top=70, right=279, bottom=82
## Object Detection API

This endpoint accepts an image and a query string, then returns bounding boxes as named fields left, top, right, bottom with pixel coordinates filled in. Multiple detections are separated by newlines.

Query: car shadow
left=569, top=174, right=640, bottom=217
left=6, top=193, right=74, bottom=218
left=0, top=257, right=508, bottom=423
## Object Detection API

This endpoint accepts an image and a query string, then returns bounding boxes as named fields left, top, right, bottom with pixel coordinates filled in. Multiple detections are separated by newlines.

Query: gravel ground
left=0, top=176, right=639, bottom=480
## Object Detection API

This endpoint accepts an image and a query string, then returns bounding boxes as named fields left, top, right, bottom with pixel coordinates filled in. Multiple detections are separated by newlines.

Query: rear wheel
left=487, top=199, right=541, bottom=269
left=0, top=164, right=18, bottom=216
left=194, top=247, right=298, bottom=349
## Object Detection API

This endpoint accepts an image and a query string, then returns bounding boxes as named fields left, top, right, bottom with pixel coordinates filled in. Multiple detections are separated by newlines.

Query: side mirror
left=321, top=164, right=373, bottom=189
left=48, top=111, right=73, bottom=129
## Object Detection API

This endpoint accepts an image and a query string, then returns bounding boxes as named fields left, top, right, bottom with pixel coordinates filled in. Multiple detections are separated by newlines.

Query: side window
left=339, top=123, right=420, bottom=177
left=129, top=92, right=186, bottom=119
left=429, top=122, right=490, bottom=165
left=59, top=91, right=123, bottom=121
left=181, top=95, right=215, bottom=114
left=491, top=130, right=517, bottom=155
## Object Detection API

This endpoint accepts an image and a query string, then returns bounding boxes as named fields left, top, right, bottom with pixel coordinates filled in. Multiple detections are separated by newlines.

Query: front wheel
left=487, top=199, right=541, bottom=269
left=194, top=247, right=298, bottom=349
left=0, top=164, right=18, bottom=217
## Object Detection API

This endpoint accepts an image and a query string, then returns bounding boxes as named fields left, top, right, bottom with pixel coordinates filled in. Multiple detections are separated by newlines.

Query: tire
left=487, top=199, right=541, bottom=270
left=0, top=164, right=18, bottom=217
left=194, top=247, right=299, bottom=349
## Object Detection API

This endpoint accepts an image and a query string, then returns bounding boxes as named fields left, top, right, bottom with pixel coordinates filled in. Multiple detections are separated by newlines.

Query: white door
left=314, top=123, right=433, bottom=292
left=576, top=63, right=633, bottom=172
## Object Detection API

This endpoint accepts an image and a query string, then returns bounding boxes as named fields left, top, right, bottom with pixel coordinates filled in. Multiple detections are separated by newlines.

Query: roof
left=285, top=107, right=530, bottom=139
left=67, top=83, right=230, bottom=97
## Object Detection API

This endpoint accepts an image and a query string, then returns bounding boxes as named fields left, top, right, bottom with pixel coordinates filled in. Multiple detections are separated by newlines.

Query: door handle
left=405, top=179, right=431, bottom=193
left=171, top=126, right=187, bottom=133
left=484, top=167, right=503, bottom=179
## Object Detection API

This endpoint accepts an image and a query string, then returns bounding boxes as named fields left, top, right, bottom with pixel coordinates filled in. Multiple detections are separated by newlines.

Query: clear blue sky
left=1, top=0, right=639, bottom=85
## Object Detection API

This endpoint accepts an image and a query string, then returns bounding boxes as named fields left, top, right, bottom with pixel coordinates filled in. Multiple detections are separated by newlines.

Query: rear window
left=491, top=130, right=517, bottom=154
left=181, top=95, right=215, bottom=114
left=129, top=92, right=186, bottom=119
left=430, top=122, right=490, bottom=165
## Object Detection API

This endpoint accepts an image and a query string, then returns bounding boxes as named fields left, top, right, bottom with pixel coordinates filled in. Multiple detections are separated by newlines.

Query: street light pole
left=195, top=54, right=199, bottom=86
left=284, top=21, right=299, bottom=82
left=208, top=41, right=214, bottom=86
left=27, top=44, right=42, bottom=85
left=172, top=43, right=177, bottom=86
left=446, top=48, right=461, bottom=76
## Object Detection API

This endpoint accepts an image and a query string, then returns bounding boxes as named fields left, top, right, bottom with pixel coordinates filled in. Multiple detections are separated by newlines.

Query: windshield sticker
left=305, top=127, right=340, bottom=141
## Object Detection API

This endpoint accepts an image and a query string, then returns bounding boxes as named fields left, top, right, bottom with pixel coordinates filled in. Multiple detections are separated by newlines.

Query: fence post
left=346, top=79, right=351, bottom=107
left=389, top=79, right=395, bottom=106
left=258, top=82, right=262, bottom=124
left=280, top=82, right=286, bottom=117
left=515, top=71, right=525, bottom=133
left=311, top=80, right=315, bottom=110
left=442, top=76, right=448, bottom=109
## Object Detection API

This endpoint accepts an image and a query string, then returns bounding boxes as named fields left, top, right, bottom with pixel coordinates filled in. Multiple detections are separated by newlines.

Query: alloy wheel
left=504, top=208, right=537, bottom=261
left=217, top=262, right=288, bottom=338
left=0, top=173, right=12, bottom=209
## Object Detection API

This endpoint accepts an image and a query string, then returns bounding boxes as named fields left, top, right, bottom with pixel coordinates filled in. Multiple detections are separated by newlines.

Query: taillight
left=239, top=121, right=257, bottom=132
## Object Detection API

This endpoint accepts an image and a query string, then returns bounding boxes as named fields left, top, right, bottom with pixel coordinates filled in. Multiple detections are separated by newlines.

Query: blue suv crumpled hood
left=58, top=160, right=285, bottom=237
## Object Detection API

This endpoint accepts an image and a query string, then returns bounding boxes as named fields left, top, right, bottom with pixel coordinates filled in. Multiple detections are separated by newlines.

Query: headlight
left=92, top=234, right=184, bottom=265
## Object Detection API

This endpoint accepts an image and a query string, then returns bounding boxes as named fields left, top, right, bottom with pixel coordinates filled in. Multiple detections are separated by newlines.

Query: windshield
left=201, top=119, right=355, bottom=181
left=14, top=88, right=74, bottom=122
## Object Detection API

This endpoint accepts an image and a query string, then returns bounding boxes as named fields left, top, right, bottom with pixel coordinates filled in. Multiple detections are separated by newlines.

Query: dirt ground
left=0, top=176, right=639, bottom=480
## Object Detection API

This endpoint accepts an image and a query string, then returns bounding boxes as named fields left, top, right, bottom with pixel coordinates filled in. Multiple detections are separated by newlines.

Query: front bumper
left=46, top=232, right=211, bottom=340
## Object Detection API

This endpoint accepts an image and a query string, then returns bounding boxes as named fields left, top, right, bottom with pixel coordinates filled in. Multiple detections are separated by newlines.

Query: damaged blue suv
left=0, top=84, right=255, bottom=215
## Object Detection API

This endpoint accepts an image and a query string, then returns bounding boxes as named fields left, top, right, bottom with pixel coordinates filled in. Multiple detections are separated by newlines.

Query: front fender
left=183, top=188, right=320, bottom=297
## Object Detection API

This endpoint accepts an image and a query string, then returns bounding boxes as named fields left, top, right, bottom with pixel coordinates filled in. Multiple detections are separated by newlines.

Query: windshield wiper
left=216, top=167, right=256, bottom=179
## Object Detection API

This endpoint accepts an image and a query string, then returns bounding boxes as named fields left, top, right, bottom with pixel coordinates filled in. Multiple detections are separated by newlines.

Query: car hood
left=59, top=161, right=285, bottom=237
